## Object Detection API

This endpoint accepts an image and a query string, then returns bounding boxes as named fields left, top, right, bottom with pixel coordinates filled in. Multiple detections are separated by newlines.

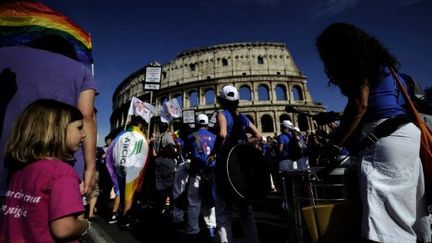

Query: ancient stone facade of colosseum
left=110, top=42, right=326, bottom=137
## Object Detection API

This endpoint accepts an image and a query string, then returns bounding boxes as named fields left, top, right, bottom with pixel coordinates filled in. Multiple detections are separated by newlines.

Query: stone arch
left=240, top=85, right=252, bottom=101
left=258, top=84, right=270, bottom=101
left=275, top=84, right=287, bottom=100
left=189, top=90, right=199, bottom=107
left=204, top=88, right=215, bottom=105
left=291, top=85, right=304, bottom=101
left=298, top=114, right=309, bottom=131
left=261, top=114, right=274, bottom=133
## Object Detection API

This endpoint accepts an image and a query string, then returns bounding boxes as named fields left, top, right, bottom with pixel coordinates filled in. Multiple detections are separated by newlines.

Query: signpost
left=182, top=109, right=196, bottom=127
left=144, top=62, right=162, bottom=138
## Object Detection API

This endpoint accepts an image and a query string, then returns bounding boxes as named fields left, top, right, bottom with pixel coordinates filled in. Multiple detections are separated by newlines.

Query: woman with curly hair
left=316, top=23, right=430, bottom=242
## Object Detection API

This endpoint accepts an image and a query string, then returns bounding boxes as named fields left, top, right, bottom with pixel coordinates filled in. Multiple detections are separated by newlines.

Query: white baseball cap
left=219, top=85, right=239, bottom=101
left=281, top=120, right=293, bottom=129
left=196, top=114, right=209, bottom=125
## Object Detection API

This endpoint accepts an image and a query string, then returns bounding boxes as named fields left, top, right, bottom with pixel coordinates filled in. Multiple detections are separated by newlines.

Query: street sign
left=144, top=83, right=160, bottom=91
left=145, top=66, right=162, bottom=83
left=144, top=65, right=161, bottom=91
left=182, top=109, right=195, bottom=124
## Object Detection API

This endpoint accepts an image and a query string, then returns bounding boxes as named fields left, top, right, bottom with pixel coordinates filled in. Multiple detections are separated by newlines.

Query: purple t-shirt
left=0, top=46, right=97, bottom=196
left=0, top=159, right=84, bottom=243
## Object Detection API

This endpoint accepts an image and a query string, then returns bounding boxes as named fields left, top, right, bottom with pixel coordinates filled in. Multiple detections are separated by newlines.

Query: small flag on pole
left=127, top=97, right=156, bottom=124
left=164, top=98, right=182, bottom=119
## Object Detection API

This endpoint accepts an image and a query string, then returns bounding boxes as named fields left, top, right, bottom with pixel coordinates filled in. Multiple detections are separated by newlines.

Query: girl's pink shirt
left=0, top=159, right=84, bottom=243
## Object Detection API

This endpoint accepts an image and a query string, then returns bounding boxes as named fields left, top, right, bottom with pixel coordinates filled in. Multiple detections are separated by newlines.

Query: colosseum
left=110, top=42, right=326, bottom=137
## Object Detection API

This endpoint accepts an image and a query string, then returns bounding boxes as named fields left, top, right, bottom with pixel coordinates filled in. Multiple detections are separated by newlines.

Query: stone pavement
left=85, top=193, right=295, bottom=243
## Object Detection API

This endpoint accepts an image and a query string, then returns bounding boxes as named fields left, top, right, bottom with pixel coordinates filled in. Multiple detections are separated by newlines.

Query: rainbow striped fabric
left=0, top=0, right=93, bottom=66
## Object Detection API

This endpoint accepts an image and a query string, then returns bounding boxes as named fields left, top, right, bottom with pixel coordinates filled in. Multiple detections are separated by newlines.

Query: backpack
left=287, top=134, right=307, bottom=161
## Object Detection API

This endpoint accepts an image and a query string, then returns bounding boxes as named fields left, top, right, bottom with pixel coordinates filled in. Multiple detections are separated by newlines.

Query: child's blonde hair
left=5, top=99, right=83, bottom=167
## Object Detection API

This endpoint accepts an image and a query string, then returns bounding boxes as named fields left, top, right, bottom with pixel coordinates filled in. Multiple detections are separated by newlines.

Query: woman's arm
left=211, top=112, right=227, bottom=156
left=217, top=112, right=227, bottom=140
left=247, top=122, right=262, bottom=144
left=333, top=82, right=369, bottom=147
left=50, top=214, right=90, bottom=240
left=277, top=143, right=284, bottom=155
left=77, top=89, right=97, bottom=195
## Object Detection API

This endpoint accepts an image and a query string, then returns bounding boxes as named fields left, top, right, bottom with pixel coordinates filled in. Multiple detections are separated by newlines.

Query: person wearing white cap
left=277, top=120, right=295, bottom=165
left=291, top=127, right=309, bottom=170
left=184, top=114, right=217, bottom=241
left=211, top=85, right=262, bottom=243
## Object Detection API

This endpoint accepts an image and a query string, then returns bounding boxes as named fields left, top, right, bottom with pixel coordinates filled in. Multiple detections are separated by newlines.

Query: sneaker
left=118, top=213, right=137, bottom=230
left=107, top=212, right=118, bottom=224
left=118, top=220, right=131, bottom=230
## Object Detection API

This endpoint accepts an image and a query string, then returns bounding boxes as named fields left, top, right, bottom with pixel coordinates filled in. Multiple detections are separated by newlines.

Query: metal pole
left=147, top=91, right=153, bottom=139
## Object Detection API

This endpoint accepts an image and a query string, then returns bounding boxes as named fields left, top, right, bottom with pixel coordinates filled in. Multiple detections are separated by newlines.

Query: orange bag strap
left=390, top=68, right=424, bottom=126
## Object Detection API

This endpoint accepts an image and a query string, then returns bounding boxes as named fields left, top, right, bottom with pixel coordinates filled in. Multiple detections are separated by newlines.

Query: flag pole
left=147, top=91, right=153, bottom=139
left=124, top=97, right=134, bottom=130
left=124, top=115, right=131, bottom=130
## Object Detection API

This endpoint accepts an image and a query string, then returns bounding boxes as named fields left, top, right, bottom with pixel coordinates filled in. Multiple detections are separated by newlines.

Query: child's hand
left=77, top=213, right=85, bottom=220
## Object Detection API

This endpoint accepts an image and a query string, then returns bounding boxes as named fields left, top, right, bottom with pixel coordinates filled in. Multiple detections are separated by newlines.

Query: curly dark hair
left=316, top=22, right=399, bottom=96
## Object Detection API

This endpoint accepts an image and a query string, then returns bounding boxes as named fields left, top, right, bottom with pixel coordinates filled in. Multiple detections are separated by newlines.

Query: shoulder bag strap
left=390, top=68, right=428, bottom=129
left=193, top=134, right=203, bottom=154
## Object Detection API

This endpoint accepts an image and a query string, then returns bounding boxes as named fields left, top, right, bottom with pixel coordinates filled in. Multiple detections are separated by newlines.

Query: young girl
left=0, top=99, right=91, bottom=242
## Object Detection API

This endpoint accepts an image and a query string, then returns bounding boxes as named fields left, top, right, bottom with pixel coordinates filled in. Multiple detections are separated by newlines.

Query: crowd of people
left=0, top=1, right=430, bottom=242
left=85, top=85, right=333, bottom=242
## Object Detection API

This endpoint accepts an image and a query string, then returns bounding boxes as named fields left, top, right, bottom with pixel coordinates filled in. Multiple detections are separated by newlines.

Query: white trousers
left=358, top=120, right=431, bottom=242
left=187, top=175, right=216, bottom=234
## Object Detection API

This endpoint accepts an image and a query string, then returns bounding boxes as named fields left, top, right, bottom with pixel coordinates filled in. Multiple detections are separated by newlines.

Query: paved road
left=85, top=193, right=296, bottom=243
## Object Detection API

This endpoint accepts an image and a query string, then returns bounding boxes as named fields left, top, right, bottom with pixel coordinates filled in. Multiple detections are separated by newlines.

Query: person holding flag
left=105, top=116, right=150, bottom=229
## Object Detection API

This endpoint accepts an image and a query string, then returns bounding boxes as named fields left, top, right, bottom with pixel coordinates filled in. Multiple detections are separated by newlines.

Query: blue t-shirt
left=188, top=129, right=216, bottom=162
left=187, top=128, right=216, bottom=175
left=221, top=110, right=250, bottom=148
left=364, top=67, right=407, bottom=122
left=277, top=132, right=293, bottom=160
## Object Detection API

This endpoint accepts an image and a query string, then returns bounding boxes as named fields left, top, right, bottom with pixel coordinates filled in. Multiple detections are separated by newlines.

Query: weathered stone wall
left=111, top=42, right=326, bottom=136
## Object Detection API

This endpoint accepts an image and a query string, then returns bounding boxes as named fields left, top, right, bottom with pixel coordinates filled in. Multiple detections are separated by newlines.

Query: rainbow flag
left=0, top=0, right=93, bottom=66
left=106, top=127, right=150, bottom=203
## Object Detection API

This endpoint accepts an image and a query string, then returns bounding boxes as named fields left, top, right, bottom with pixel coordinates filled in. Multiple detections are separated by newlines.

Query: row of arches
left=113, top=110, right=312, bottom=136
left=160, top=83, right=304, bottom=108
left=244, top=113, right=310, bottom=134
